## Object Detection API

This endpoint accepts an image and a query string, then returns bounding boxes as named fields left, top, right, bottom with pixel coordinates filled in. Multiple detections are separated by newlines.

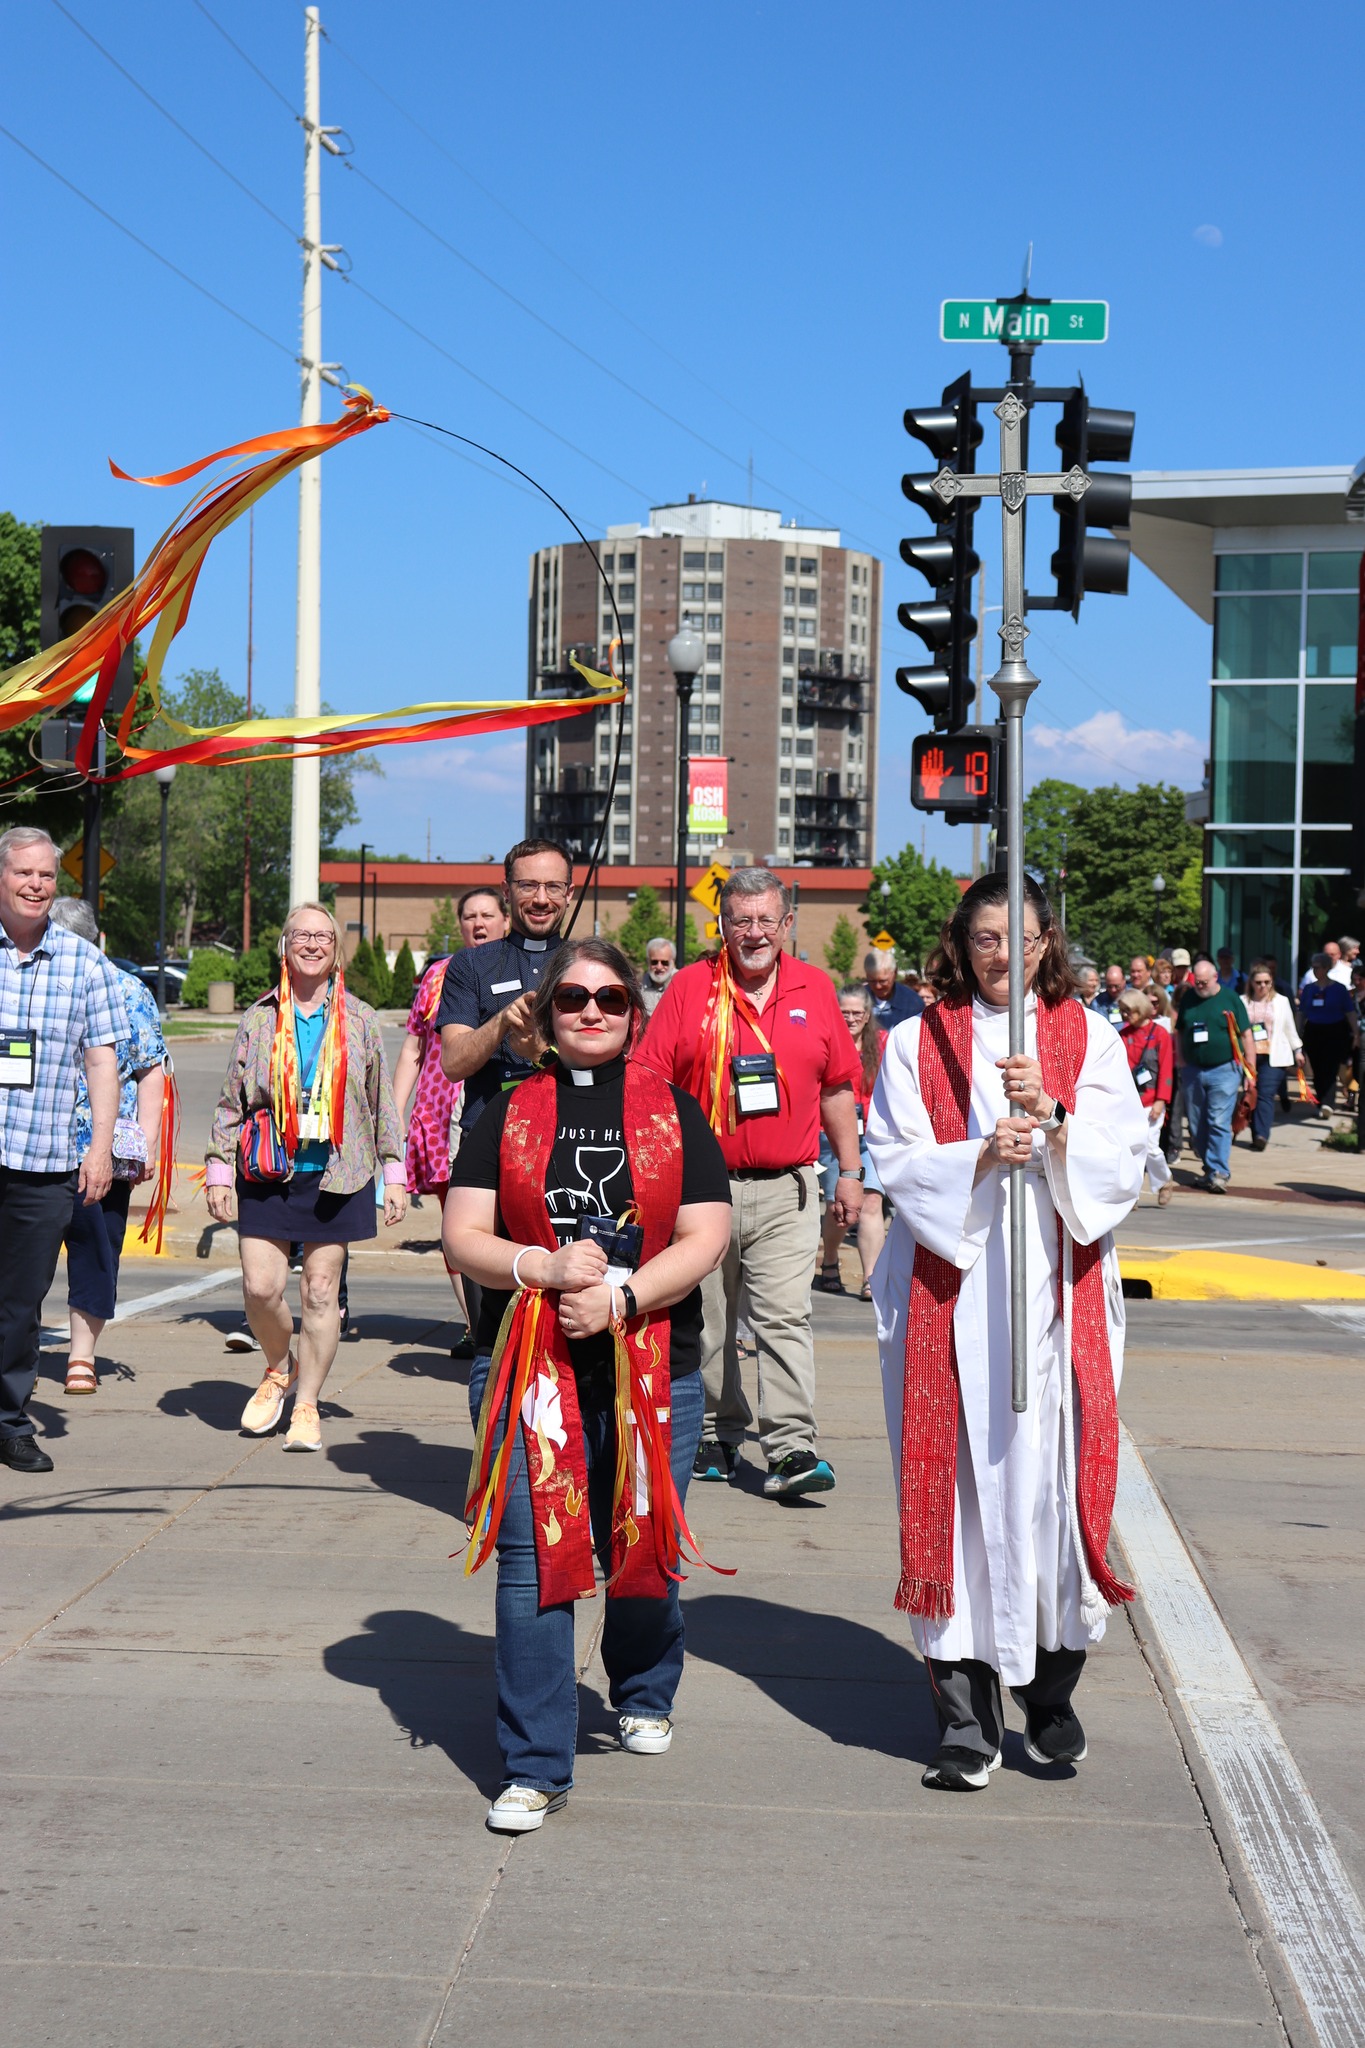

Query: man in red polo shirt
left=643, top=868, right=863, bottom=1498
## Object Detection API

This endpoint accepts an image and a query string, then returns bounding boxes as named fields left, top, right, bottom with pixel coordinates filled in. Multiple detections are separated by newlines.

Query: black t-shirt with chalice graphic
left=449, top=1054, right=730, bottom=1384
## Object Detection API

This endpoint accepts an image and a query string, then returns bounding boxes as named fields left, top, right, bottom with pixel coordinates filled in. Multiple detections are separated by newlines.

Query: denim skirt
left=236, top=1173, right=377, bottom=1244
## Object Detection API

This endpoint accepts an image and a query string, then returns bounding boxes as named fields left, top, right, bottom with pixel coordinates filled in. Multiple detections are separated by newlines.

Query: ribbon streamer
left=0, top=388, right=623, bottom=777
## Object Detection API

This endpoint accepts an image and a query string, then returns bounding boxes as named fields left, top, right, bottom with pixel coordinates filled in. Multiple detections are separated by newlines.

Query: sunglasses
left=550, top=982, right=632, bottom=1017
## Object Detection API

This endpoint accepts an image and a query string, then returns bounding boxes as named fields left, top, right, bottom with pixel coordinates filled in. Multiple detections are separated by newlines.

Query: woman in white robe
left=865, top=874, right=1146, bottom=1792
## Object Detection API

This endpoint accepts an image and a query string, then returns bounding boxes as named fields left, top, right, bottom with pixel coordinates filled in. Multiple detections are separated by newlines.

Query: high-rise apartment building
left=526, top=500, right=880, bottom=866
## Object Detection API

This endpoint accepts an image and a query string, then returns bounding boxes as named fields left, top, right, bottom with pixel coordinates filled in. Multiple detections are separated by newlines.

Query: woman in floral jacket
left=206, top=903, right=405, bottom=1453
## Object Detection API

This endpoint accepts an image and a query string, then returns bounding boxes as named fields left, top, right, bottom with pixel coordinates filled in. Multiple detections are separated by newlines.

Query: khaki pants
left=699, top=1167, right=822, bottom=1462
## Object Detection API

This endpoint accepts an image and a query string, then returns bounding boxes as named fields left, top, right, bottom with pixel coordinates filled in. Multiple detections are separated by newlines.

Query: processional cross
left=929, top=393, right=1091, bottom=1413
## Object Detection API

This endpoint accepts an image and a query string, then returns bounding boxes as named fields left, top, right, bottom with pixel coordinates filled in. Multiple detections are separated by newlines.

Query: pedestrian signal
left=910, top=730, right=998, bottom=821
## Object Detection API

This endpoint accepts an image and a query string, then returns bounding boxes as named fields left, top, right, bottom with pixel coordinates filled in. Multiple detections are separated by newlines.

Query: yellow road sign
left=60, top=843, right=116, bottom=887
left=871, top=928, right=895, bottom=951
left=689, top=861, right=730, bottom=916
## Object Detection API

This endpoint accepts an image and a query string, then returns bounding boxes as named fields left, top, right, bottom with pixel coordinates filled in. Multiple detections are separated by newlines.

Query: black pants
left=1301, top=1024, right=1351, bottom=1109
left=0, top=1167, right=79, bottom=1440
left=927, top=1646, right=1087, bottom=1759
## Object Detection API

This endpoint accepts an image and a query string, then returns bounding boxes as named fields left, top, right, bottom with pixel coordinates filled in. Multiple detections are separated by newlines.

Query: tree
left=824, top=912, right=860, bottom=980
left=389, top=938, right=417, bottom=1013
left=1026, top=780, right=1203, bottom=965
left=1022, top=778, right=1085, bottom=899
left=606, top=883, right=706, bottom=966
left=862, top=847, right=962, bottom=966
left=347, top=935, right=392, bottom=1008
left=425, top=896, right=460, bottom=957
left=100, top=670, right=374, bottom=958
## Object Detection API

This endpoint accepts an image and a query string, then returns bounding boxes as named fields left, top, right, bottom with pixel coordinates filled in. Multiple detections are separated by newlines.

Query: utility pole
left=243, top=509, right=254, bottom=952
left=971, top=560, right=985, bottom=879
left=289, top=8, right=344, bottom=907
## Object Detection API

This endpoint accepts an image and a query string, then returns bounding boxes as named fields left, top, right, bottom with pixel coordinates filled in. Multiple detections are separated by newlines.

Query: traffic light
left=910, top=728, right=999, bottom=821
left=897, top=379, right=981, bottom=730
left=39, top=527, right=136, bottom=712
left=1049, top=395, right=1133, bottom=619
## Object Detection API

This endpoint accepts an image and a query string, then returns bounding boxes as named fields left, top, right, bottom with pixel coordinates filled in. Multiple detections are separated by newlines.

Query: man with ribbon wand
left=444, top=939, right=732, bottom=1834
left=864, top=874, right=1147, bottom=1792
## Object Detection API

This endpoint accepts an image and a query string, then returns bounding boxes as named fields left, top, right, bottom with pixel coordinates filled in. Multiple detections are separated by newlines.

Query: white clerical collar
left=567, top=1067, right=594, bottom=1086
left=522, top=936, right=548, bottom=952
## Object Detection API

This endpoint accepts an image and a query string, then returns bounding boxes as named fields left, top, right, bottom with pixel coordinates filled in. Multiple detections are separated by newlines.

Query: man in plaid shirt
left=0, top=827, right=125, bottom=1473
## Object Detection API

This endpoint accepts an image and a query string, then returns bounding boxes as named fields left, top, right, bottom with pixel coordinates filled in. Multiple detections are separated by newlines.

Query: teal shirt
left=292, top=1003, right=331, bottom=1173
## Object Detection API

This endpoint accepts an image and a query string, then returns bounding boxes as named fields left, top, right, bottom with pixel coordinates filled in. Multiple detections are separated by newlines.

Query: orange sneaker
left=240, top=1358, right=296, bottom=1435
left=282, top=1400, right=322, bottom=1453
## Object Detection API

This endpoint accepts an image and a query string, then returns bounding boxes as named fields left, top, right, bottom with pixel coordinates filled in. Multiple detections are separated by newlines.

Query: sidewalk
left=1, top=1273, right=1285, bottom=2046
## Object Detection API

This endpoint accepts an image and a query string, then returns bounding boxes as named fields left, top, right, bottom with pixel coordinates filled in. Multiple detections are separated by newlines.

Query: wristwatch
left=1036, top=1100, right=1067, bottom=1133
left=838, top=1165, right=866, bottom=1181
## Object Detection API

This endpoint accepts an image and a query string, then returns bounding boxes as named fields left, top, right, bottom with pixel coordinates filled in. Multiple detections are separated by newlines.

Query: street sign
left=941, top=299, right=1109, bottom=344
left=689, top=861, right=730, bottom=915
left=871, top=929, right=896, bottom=951
left=60, top=842, right=116, bottom=886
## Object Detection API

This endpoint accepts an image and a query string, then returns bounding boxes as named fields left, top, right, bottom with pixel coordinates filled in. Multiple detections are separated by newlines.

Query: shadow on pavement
left=327, top=1428, right=471, bottom=1523
left=682, top=1591, right=936, bottom=1762
left=323, top=1607, right=499, bottom=1788
left=159, top=1377, right=255, bottom=1430
left=28, top=1397, right=69, bottom=1441
left=385, top=1345, right=470, bottom=1387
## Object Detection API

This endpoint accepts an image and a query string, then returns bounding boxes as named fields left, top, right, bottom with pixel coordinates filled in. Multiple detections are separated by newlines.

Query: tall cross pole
left=932, top=393, right=1090, bottom=1411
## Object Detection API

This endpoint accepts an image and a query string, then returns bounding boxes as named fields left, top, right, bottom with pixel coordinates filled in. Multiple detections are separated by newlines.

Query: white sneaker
left=485, top=1785, right=568, bottom=1834
left=619, top=1714, right=672, bottom=1755
left=225, top=1327, right=260, bottom=1353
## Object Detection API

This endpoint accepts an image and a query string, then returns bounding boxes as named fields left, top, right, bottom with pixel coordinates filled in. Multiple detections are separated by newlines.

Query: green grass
left=1322, top=1127, right=1360, bottom=1152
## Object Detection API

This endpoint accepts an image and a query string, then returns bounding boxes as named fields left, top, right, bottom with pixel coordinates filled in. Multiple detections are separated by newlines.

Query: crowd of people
left=3, top=817, right=1357, bottom=1833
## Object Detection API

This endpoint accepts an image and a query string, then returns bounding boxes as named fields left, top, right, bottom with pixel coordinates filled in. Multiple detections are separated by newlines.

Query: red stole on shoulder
left=896, top=995, right=1133, bottom=1622
left=465, top=1059, right=713, bottom=1607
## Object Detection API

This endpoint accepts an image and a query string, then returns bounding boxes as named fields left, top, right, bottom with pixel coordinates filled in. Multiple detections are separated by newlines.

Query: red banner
left=687, top=755, right=728, bottom=836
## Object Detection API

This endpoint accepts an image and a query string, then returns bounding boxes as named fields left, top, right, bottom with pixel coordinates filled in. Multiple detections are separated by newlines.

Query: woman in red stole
left=444, top=939, right=732, bottom=1834
left=864, top=876, right=1147, bottom=1793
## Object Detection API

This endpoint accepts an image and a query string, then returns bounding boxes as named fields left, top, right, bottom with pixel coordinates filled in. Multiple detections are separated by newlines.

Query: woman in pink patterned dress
left=393, top=890, right=507, bottom=1352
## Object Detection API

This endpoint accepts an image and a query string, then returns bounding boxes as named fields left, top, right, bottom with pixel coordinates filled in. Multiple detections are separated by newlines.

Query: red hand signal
left=918, top=746, right=953, bottom=800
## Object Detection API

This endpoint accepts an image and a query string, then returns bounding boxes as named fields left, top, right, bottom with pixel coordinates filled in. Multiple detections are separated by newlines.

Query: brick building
left=525, top=500, right=880, bottom=869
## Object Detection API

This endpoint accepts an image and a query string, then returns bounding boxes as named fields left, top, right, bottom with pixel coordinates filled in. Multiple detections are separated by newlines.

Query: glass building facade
left=1209, top=546, right=1361, bottom=974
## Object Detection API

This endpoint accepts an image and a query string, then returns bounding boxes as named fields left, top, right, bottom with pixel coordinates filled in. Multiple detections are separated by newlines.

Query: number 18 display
left=910, top=729, right=999, bottom=820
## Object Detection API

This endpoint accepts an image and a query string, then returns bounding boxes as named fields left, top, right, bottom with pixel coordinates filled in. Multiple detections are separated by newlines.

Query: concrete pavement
left=4, top=1259, right=1333, bottom=2046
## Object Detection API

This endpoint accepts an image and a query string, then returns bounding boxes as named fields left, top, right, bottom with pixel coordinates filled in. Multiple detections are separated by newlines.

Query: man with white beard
left=865, top=873, right=1146, bottom=1791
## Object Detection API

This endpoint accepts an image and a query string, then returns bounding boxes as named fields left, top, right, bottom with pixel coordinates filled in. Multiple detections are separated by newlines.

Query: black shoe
left=1012, top=1696, right=1088, bottom=1766
left=1, top=1436, right=54, bottom=1474
left=693, top=1440, right=740, bottom=1483
left=921, top=1744, right=1001, bottom=1791
left=450, top=1329, right=476, bottom=1360
left=763, top=1449, right=835, bottom=1498
left=1251, top=1136, right=1267, bottom=1152
left=339, top=1304, right=352, bottom=1338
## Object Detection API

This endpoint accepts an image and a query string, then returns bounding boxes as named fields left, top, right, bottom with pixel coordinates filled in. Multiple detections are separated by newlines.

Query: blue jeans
left=1251, top=1057, right=1286, bottom=1144
left=1182, top=1060, right=1241, bottom=1182
left=468, top=1354, right=705, bottom=1792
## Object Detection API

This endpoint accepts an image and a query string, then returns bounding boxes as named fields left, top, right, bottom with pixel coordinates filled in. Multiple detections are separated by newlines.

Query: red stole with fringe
left=896, top=996, right=1133, bottom=1621
left=465, top=1060, right=717, bottom=1607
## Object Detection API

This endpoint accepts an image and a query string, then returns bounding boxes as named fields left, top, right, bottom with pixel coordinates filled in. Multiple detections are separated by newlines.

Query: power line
left=188, top=0, right=299, bottom=115
left=342, top=274, right=659, bottom=502
left=0, top=123, right=295, bottom=360
left=48, top=0, right=296, bottom=239
left=322, top=28, right=899, bottom=530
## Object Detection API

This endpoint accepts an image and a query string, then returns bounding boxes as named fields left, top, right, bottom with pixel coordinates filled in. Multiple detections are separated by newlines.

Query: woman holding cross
left=865, top=874, right=1146, bottom=1792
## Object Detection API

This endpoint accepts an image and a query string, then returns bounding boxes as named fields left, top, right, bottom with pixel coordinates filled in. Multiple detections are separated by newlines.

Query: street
left=4, top=1215, right=1363, bottom=2044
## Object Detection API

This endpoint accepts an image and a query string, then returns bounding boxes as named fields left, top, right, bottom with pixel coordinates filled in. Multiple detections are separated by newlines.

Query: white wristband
left=511, top=1246, right=537, bottom=1291
left=609, top=1285, right=621, bottom=1325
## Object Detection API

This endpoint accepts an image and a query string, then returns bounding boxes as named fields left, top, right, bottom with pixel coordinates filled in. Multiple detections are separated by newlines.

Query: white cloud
left=372, top=736, right=526, bottom=794
left=1028, top=710, right=1205, bottom=786
left=1193, top=223, right=1223, bottom=247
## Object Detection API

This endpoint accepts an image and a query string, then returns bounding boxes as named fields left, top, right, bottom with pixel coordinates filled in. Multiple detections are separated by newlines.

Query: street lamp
left=667, top=627, right=704, bottom=963
left=1152, top=871, right=1166, bottom=955
left=153, top=764, right=177, bottom=1014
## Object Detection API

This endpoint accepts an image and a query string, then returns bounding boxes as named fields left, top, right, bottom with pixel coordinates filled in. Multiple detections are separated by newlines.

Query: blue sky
left=4, top=0, right=1362, bottom=871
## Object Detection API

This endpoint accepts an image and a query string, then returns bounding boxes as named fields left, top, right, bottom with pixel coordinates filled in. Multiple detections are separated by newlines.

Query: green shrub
left=233, top=944, right=277, bottom=1007
left=389, top=939, right=417, bottom=1013
left=347, top=936, right=392, bottom=1008
left=180, top=949, right=234, bottom=1008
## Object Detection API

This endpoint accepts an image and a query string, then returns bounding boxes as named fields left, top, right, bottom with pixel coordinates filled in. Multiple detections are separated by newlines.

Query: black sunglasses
left=550, top=982, right=632, bottom=1017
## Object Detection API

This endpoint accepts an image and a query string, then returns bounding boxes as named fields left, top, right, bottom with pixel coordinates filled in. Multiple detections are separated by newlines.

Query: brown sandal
left=65, top=1361, right=97, bottom=1396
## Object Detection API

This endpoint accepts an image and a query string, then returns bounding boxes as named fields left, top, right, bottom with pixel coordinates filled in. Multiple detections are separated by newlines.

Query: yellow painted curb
left=1118, top=1246, right=1365, bottom=1302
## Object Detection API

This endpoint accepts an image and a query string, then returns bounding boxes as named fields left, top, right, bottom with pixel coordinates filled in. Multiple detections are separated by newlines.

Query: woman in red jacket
left=1118, top=989, right=1174, bottom=1206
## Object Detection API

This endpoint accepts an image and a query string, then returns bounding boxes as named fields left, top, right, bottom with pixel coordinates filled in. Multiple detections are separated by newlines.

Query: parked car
left=136, top=960, right=191, bottom=1003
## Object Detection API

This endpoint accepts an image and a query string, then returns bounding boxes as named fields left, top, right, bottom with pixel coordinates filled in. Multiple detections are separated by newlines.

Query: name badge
left=0, top=1031, right=36, bottom=1088
left=1133, top=1064, right=1155, bottom=1090
left=1192, top=1024, right=1209, bottom=1044
left=579, top=1214, right=643, bottom=1289
left=855, top=1103, right=866, bottom=1139
left=1252, top=1022, right=1268, bottom=1043
left=732, top=1051, right=779, bottom=1117
left=1311, top=996, right=1325, bottom=1009
left=490, top=979, right=523, bottom=995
